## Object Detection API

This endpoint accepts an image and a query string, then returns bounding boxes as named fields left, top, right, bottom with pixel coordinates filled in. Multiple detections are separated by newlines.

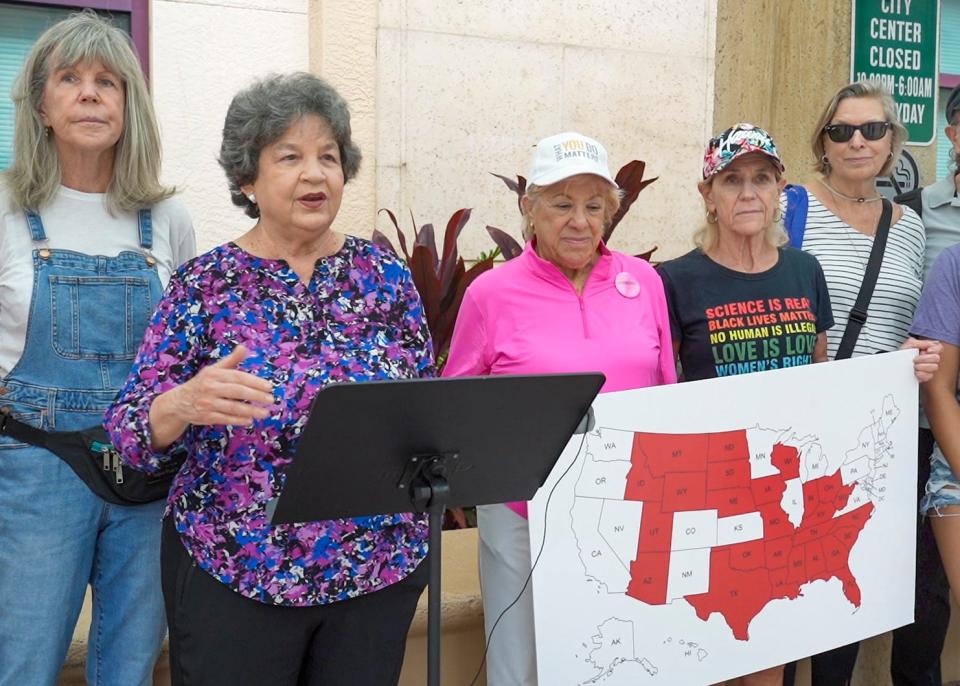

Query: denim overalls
left=0, top=209, right=166, bottom=686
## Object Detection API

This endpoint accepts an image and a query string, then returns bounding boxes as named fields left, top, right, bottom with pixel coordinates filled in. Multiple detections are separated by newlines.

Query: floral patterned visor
left=702, top=122, right=785, bottom=179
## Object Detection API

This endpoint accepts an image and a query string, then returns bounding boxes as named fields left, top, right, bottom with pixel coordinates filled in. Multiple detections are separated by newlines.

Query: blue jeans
left=920, top=439, right=960, bottom=514
left=0, top=436, right=165, bottom=685
left=0, top=208, right=166, bottom=685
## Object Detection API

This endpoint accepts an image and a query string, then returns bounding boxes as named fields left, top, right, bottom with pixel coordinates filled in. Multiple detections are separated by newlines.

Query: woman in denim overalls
left=0, top=14, right=194, bottom=685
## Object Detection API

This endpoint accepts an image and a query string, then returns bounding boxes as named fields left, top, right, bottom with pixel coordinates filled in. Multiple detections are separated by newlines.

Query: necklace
left=841, top=222, right=871, bottom=268
left=823, top=179, right=882, bottom=204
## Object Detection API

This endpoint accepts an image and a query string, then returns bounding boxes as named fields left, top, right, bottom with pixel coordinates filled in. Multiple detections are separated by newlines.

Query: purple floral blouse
left=105, top=236, right=434, bottom=606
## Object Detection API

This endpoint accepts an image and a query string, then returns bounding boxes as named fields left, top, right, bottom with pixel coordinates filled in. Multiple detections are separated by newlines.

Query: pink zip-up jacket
left=443, top=239, right=677, bottom=517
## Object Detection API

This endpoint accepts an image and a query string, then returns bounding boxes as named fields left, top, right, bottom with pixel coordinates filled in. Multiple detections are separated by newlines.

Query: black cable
left=468, top=430, right=590, bottom=686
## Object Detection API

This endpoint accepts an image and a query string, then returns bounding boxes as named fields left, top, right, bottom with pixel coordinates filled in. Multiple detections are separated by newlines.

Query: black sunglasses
left=823, top=121, right=892, bottom=143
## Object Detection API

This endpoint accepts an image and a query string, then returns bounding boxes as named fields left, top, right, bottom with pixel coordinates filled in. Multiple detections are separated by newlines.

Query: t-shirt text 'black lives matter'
left=707, top=296, right=819, bottom=375
left=659, top=248, right=834, bottom=382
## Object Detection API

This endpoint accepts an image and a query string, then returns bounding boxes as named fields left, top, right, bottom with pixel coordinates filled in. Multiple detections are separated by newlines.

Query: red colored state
left=819, top=529, right=867, bottom=606
left=758, top=501, right=794, bottom=539
left=792, top=520, right=835, bottom=546
left=769, top=565, right=801, bottom=600
left=824, top=502, right=875, bottom=607
left=786, top=545, right=807, bottom=585
left=833, top=525, right=860, bottom=550
left=684, top=548, right=773, bottom=640
left=798, top=482, right=836, bottom=528
left=751, top=474, right=787, bottom=505
left=804, top=539, right=827, bottom=577
left=771, top=443, right=801, bottom=480
left=627, top=551, right=669, bottom=605
left=637, top=501, right=674, bottom=552
left=832, top=503, right=873, bottom=552
left=623, top=433, right=878, bottom=641
left=817, top=472, right=853, bottom=505
left=821, top=534, right=850, bottom=573
left=764, top=536, right=792, bottom=569
left=705, top=487, right=757, bottom=517
left=833, top=566, right=863, bottom=607
left=817, top=476, right=838, bottom=502
left=707, top=459, right=752, bottom=490
left=633, top=432, right=709, bottom=477
left=802, top=479, right=820, bottom=508
left=624, top=457, right=664, bottom=502
left=821, top=504, right=874, bottom=607
left=797, top=472, right=856, bottom=530
left=726, top=539, right=765, bottom=571
left=662, top=471, right=707, bottom=512
left=707, top=430, right=750, bottom=462
left=833, top=501, right=874, bottom=533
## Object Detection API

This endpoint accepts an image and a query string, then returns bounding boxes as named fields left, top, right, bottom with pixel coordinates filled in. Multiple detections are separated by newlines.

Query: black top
left=658, top=247, right=834, bottom=381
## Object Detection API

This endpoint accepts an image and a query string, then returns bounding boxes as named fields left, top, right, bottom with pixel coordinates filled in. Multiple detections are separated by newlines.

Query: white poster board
left=529, top=351, right=918, bottom=685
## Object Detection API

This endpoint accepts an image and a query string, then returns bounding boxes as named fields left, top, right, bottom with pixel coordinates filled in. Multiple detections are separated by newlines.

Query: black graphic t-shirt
left=658, top=248, right=834, bottom=381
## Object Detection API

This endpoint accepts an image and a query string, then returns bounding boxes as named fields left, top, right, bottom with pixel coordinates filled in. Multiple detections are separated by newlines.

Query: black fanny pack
left=0, top=410, right=181, bottom=505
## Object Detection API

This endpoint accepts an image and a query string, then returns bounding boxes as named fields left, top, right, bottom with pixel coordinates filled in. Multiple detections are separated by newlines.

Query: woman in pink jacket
left=443, top=132, right=676, bottom=685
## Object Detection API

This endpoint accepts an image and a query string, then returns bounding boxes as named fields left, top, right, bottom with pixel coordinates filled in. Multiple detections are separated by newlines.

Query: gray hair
left=811, top=80, right=907, bottom=177
left=521, top=180, right=622, bottom=241
left=3, top=10, right=173, bottom=213
left=218, top=72, right=361, bottom=218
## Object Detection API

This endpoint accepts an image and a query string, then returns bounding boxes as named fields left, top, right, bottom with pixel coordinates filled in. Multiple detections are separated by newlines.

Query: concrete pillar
left=714, top=0, right=937, bottom=186
left=307, top=0, right=379, bottom=237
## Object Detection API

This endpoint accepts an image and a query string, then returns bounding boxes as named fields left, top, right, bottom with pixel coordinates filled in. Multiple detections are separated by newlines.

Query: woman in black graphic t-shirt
left=660, top=124, right=941, bottom=686
left=659, top=124, right=834, bottom=386
left=658, top=123, right=832, bottom=686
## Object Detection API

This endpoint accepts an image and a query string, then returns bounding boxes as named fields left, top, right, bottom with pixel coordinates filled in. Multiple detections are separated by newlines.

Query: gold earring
left=773, top=207, right=782, bottom=223
left=706, top=210, right=718, bottom=224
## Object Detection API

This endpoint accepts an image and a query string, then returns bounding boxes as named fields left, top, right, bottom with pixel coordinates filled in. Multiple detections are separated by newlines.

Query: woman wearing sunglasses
left=782, top=80, right=944, bottom=686
left=792, top=81, right=923, bottom=362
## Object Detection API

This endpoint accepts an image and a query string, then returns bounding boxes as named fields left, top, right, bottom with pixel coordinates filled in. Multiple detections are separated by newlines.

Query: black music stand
left=270, top=372, right=605, bottom=686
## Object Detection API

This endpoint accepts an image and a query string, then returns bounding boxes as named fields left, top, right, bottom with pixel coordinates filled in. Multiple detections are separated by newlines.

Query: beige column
left=714, top=0, right=936, bottom=186
left=307, top=0, right=380, bottom=237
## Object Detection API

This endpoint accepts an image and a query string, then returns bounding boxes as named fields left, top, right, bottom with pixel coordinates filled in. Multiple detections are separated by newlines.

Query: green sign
left=851, top=0, right=940, bottom=145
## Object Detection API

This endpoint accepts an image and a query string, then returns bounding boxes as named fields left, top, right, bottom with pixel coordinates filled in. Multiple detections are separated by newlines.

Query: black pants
left=785, top=429, right=950, bottom=686
left=160, top=517, right=429, bottom=686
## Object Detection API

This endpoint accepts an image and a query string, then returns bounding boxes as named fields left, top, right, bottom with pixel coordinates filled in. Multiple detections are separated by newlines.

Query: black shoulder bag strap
left=835, top=198, right=893, bottom=361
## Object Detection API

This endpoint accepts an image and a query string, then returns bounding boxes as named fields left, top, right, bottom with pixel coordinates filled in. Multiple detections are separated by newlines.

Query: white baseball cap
left=526, top=132, right=618, bottom=188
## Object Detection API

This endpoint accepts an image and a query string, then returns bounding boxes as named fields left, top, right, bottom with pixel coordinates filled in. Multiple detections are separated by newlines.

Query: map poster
left=528, top=350, right=919, bottom=685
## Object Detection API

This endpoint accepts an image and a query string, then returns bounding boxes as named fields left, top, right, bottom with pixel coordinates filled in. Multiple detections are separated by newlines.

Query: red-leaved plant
left=372, top=208, right=496, bottom=369
left=486, top=159, right=660, bottom=262
left=372, top=208, right=495, bottom=529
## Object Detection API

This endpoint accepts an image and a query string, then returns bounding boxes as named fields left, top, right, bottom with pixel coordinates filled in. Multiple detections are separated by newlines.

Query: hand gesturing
left=149, top=345, right=275, bottom=450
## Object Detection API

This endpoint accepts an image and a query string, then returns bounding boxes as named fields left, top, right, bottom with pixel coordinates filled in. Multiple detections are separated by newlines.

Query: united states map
left=571, top=395, right=896, bottom=641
